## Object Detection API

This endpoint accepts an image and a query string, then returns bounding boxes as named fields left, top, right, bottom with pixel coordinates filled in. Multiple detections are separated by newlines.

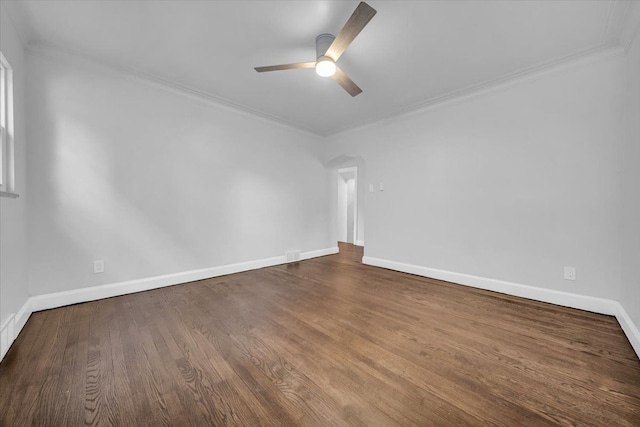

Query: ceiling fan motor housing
left=316, top=33, right=336, bottom=59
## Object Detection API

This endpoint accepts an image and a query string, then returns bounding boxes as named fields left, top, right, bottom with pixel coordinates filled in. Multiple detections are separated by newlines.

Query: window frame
left=0, top=51, right=16, bottom=197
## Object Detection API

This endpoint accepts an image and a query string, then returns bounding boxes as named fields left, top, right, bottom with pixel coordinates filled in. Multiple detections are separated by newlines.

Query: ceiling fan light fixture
left=315, top=56, right=336, bottom=77
left=254, top=2, right=376, bottom=96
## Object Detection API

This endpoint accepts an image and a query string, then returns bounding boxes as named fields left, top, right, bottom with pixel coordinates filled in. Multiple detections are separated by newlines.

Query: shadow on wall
left=326, top=155, right=366, bottom=247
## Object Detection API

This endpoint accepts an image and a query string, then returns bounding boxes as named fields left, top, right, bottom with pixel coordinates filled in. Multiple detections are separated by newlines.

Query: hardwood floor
left=1, top=243, right=639, bottom=426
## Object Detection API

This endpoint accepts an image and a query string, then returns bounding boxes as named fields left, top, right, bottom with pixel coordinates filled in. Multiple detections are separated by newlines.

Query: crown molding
left=327, top=43, right=625, bottom=138
left=600, top=0, right=633, bottom=45
left=26, top=38, right=628, bottom=141
left=24, top=41, right=323, bottom=140
left=600, top=0, right=617, bottom=44
left=620, top=0, right=640, bottom=53
left=326, top=0, right=640, bottom=136
left=1, top=0, right=31, bottom=49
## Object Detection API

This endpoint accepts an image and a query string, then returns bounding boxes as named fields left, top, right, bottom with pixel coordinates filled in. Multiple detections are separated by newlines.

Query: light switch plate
left=94, top=260, right=105, bottom=274
left=563, top=266, right=576, bottom=281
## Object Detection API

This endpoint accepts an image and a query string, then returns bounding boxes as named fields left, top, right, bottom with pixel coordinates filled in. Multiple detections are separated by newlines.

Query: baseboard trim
left=0, top=247, right=339, bottom=364
left=615, top=302, right=640, bottom=359
left=363, top=256, right=639, bottom=360
left=29, top=257, right=282, bottom=312
left=301, top=246, right=339, bottom=260
left=356, top=240, right=365, bottom=247
left=0, top=314, right=15, bottom=360
left=0, top=298, right=32, bottom=362
left=5, top=249, right=636, bottom=364
left=15, top=299, right=33, bottom=335
left=30, top=247, right=339, bottom=313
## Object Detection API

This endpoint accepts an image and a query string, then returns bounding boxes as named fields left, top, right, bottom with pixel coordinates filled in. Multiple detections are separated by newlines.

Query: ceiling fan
left=254, top=2, right=377, bottom=97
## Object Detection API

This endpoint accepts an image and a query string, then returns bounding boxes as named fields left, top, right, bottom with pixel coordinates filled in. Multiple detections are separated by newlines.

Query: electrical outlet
left=285, top=250, right=301, bottom=263
left=369, top=184, right=375, bottom=193
left=93, top=260, right=105, bottom=274
left=563, top=267, right=576, bottom=281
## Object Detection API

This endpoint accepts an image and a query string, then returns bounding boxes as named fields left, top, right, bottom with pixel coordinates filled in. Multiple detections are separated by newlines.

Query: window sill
left=0, top=191, right=19, bottom=198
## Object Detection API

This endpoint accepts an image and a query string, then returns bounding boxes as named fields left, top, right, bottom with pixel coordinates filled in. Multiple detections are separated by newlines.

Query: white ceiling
left=4, top=1, right=638, bottom=135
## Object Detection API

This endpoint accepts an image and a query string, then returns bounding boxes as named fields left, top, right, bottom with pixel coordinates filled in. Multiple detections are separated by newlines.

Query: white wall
left=346, top=178, right=355, bottom=244
left=0, top=6, right=29, bottom=336
left=25, top=49, right=332, bottom=296
left=337, top=175, right=347, bottom=242
left=620, top=32, right=640, bottom=333
left=325, top=54, right=625, bottom=301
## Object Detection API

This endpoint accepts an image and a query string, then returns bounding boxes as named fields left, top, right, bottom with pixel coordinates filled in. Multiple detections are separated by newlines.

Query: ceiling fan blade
left=332, top=67, right=362, bottom=97
left=254, top=62, right=316, bottom=72
left=324, top=2, right=377, bottom=61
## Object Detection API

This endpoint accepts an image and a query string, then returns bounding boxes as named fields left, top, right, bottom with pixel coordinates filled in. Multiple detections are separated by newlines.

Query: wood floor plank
left=1, top=243, right=639, bottom=426
left=50, top=303, right=91, bottom=426
left=222, top=272, right=552, bottom=426
left=20, top=308, right=73, bottom=424
left=0, top=309, right=50, bottom=425
left=190, top=282, right=396, bottom=426
left=200, top=278, right=477, bottom=426
left=164, top=281, right=342, bottom=426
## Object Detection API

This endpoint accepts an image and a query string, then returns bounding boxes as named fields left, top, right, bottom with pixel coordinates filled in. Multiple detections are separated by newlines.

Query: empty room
left=1, top=0, right=639, bottom=425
